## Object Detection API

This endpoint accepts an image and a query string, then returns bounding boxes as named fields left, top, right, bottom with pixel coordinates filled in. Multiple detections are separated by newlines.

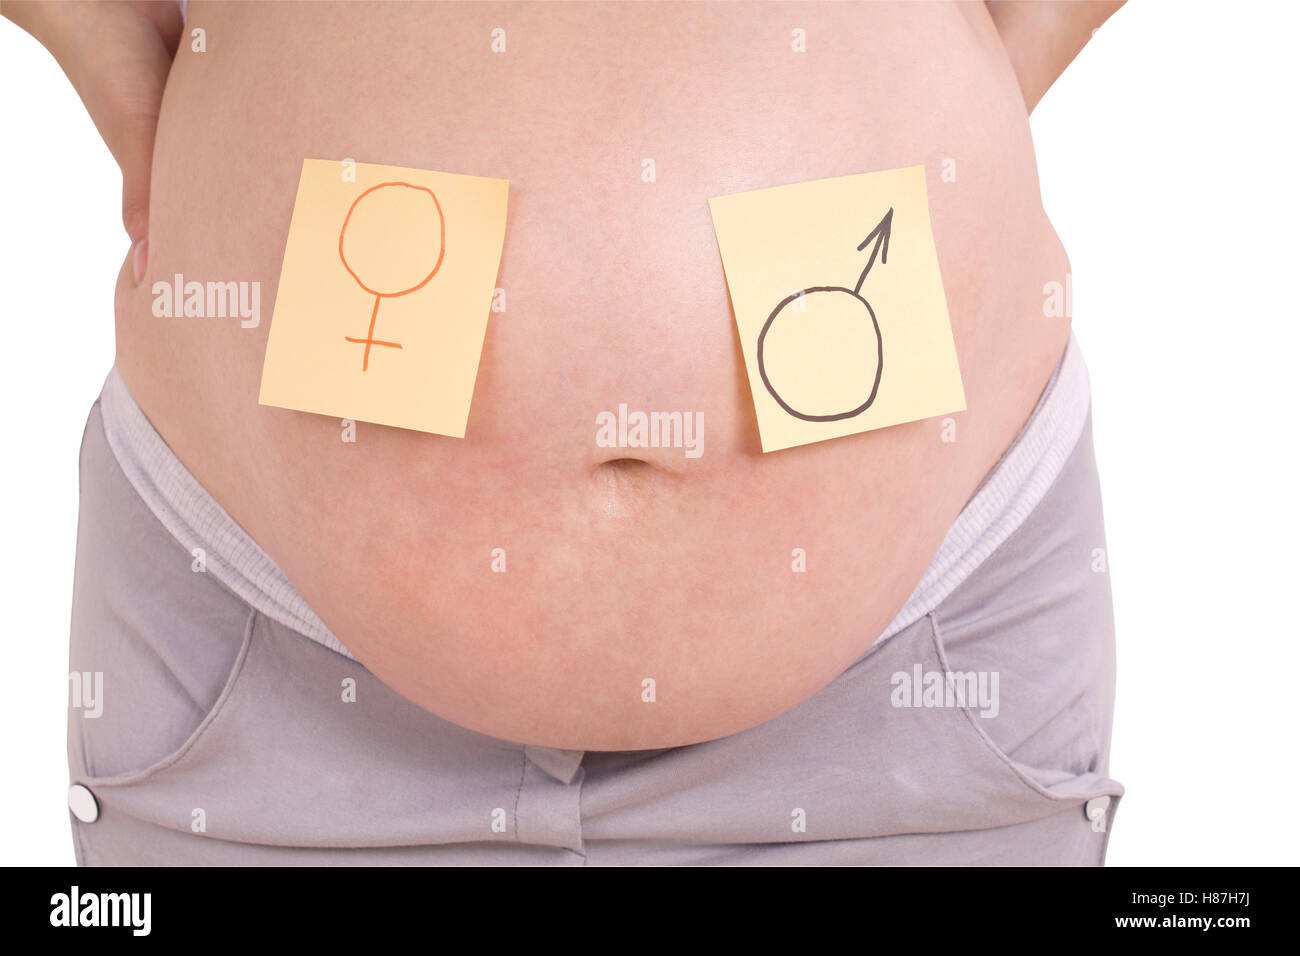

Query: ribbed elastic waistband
left=99, top=332, right=1089, bottom=659
left=878, top=331, right=1091, bottom=643
left=99, top=373, right=354, bottom=659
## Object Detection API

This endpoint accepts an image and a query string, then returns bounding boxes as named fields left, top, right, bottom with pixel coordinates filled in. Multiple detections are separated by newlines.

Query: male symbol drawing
left=756, top=208, right=893, bottom=422
left=338, top=181, right=446, bottom=371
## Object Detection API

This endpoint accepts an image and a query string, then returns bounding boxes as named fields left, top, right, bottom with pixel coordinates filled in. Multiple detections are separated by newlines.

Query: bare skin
left=7, top=0, right=1123, bottom=750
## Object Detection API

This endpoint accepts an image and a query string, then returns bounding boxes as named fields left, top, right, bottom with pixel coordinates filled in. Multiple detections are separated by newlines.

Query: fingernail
left=132, top=239, right=148, bottom=285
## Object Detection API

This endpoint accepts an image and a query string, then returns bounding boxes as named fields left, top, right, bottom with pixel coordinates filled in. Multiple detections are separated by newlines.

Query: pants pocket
left=68, top=399, right=256, bottom=782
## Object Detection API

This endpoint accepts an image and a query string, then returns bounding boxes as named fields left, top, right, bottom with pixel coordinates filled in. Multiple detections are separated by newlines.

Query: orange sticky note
left=708, top=166, right=965, bottom=452
left=259, top=159, right=509, bottom=436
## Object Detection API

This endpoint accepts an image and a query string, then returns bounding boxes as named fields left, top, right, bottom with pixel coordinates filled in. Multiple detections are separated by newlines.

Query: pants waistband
left=98, top=373, right=354, bottom=659
left=98, top=332, right=1090, bottom=658
left=879, top=331, right=1091, bottom=643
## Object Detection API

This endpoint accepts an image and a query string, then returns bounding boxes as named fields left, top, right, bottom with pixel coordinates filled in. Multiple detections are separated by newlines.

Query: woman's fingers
left=77, top=3, right=181, bottom=255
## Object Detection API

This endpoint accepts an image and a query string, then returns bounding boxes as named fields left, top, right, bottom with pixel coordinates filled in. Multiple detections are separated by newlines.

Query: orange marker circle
left=339, top=182, right=446, bottom=370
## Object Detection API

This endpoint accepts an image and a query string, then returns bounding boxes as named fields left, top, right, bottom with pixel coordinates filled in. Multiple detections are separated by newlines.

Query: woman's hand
left=4, top=0, right=182, bottom=283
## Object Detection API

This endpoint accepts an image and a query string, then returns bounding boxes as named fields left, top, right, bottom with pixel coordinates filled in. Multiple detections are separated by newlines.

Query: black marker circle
left=756, top=285, right=883, bottom=422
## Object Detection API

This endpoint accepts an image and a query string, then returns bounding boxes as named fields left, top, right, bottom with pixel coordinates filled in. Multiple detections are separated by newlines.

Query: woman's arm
left=986, top=0, right=1126, bottom=112
left=3, top=0, right=181, bottom=279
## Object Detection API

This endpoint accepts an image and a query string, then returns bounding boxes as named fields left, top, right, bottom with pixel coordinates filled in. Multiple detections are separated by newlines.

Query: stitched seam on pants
left=1098, top=797, right=1120, bottom=865
left=73, top=711, right=92, bottom=865
left=71, top=820, right=87, bottom=866
left=576, top=766, right=589, bottom=864
left=511, top=751, right=526, bottom=843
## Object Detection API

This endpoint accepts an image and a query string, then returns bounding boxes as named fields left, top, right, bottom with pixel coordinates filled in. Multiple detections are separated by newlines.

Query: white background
left=1, top=2, right=1297, bottom=865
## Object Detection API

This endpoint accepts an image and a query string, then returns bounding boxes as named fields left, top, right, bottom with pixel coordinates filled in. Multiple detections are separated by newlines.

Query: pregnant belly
left=113, top=0, right=1072, bottom=750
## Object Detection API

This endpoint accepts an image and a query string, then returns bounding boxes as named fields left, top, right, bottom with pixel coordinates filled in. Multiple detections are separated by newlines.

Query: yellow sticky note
left=259, top=159, right=509, bottom=436
left=708, top=166, right=964, bottom=452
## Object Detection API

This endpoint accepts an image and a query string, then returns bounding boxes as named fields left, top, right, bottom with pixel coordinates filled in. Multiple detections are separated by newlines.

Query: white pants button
left=1084, top=796, right=1111, bottom=830
left=68, top=784, right=99, bottom=823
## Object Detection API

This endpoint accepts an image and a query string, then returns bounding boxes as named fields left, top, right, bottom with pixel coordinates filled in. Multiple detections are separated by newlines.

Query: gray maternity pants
left=67, top=333, right=1121, bottom=864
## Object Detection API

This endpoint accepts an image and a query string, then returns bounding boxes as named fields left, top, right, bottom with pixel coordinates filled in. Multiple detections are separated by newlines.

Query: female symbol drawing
left=756, top=208, right=893, bottom=422
left=338, top=181, right=446, bottom=371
